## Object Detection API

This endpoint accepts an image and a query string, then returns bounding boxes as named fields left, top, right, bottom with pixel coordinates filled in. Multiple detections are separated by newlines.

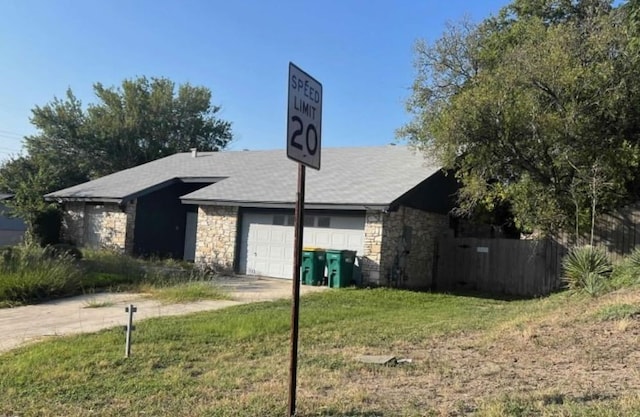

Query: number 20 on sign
left=287, top=62, right=322, bottom=170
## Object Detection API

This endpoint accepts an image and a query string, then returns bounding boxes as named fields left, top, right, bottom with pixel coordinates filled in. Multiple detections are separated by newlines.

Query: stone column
left=194, top=205, right=239, bottom=272
left=362, top=210, right=384, bottom=285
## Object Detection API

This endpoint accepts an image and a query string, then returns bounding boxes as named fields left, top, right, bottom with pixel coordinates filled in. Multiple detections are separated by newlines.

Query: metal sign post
left=288, top=163, right=305, bottom=417
left=286, top=62, right=322, bottom=417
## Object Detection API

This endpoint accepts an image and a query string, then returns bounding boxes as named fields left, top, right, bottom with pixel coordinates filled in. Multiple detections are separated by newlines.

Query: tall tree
left=400, top=0, right=640, bottom=235
left=26, top=76, right=232, bottom=178
left=0, top=76, right=233, bottom=241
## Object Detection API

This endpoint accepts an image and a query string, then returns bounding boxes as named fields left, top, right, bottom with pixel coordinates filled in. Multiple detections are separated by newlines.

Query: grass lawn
left=1, top=288, right=640, bottom=416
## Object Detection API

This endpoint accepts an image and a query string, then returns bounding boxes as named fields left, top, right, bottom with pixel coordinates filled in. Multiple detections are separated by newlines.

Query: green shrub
left=562, top=245, right=612, bottom=296
left=610, top=264, right=638, bottom=290
left=0, top=244, right=81, bottom=305
left=0, top=246, right=14, bottom=264
left=81, top=249, right=146, bottom=283
left=629, top=247, right=640, bottom=269
left=31, top=207, right=62, bottom=246
left=80, top=250, right=210, bottom=290
left=0, top=246, right=220, bottom=306
left=44, top=243, right=83, bottom=260
left=82, top=272, right=133, bottom=289
left=609, top=247, right=640, bottom=290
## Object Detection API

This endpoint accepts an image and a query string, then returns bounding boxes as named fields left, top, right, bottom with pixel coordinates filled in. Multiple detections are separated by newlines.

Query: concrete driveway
left=0, top=276, right=328, bottom=354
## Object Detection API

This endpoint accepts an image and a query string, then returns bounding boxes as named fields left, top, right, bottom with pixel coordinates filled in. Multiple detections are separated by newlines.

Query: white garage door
left=239, top=211, right=365, bottom=279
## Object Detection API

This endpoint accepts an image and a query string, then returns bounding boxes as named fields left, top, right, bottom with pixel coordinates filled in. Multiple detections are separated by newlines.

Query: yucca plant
left=562, top=245, right=612, bottom=296
left=628, top=247, right=640, bottom=270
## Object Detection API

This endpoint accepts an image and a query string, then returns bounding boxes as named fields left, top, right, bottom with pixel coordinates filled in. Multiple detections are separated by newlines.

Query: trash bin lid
left=303, top=247, right=325, bottom=252
left=326, top=249, right=357, bottom=255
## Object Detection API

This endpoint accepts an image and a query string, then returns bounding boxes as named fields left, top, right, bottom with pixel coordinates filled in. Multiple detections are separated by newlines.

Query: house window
left=317, top=216, right=331, bottom=228
left=274, top=214, right=330, bottom=227
left=273, top=215, right=295, bottom=226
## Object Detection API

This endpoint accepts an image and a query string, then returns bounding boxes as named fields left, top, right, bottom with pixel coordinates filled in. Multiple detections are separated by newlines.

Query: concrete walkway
left=0, top=276, right=328, bottom=353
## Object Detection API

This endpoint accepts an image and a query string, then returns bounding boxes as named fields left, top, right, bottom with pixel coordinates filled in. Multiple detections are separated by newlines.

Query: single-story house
left=45, top=146, right=457, bottom=289
left=0, top=194, right=27, bottom=246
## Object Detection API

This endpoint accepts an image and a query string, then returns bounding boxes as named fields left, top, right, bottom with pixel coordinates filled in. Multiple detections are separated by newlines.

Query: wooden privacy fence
left=590, top=203, right=640, bottom=260
left=434, top=238, right=566, bottom=297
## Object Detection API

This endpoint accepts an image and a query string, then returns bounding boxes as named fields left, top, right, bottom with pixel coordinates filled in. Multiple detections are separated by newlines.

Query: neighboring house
left=45, top=146, right=457, bottom=289
left=0, top=194, right=27, bottom=246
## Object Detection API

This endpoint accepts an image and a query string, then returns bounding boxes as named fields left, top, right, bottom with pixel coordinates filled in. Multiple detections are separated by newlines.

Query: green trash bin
left=301, top=248, right=326, bottom=285
left=326, top=250, right=356, bottom=288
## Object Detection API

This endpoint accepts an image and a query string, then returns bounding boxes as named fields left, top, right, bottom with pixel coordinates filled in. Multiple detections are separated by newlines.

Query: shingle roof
left=46, top=146, right=442, bottom=208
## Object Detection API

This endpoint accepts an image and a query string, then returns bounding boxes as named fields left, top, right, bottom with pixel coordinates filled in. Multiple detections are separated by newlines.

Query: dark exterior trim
left=181, top=199, right=387, bottom=211
left=46, top=177, right=223, bottom=204
left=46, top=196, right=124, bottom=204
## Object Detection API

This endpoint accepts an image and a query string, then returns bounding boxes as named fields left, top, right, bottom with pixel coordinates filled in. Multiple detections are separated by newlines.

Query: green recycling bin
left=326, top=250, right=356, bottom=288
left=301, top=248, right=326, bottom=285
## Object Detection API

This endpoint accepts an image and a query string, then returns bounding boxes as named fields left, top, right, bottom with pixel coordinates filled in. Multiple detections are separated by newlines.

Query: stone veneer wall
left=361, top=211, right=384, bottom=284
left=61, top=201, right=136, bottom=254
left=194, top=205, right=238, bottom=271
left=381, top=206, right=450, bottom=289
left=361, top=207, right=450, bottom=288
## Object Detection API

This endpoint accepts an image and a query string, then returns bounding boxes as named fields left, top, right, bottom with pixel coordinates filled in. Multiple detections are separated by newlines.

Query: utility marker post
left=286, top=62, right=322, bottom=417
left=124, top=304, right=137, bottom=358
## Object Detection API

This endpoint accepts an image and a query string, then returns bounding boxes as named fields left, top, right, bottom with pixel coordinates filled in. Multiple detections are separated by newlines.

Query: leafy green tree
left=400, top=0, right=640, bottom=235
left=26, top=76, right=232, bottom=178
left=0, top=76, right=233, bottom=241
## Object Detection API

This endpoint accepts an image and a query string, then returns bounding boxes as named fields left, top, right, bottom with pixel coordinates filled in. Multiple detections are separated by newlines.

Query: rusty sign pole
left=286, top=62, right=322, bottom=417
left=288, top=163, right=305, bottom=417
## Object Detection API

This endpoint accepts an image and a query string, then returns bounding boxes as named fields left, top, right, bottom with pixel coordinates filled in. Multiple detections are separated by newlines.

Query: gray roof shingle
left=46, top=146, right=441, bottom=208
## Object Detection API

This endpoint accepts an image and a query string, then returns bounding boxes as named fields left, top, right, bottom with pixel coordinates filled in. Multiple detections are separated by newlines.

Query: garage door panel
left=255, top=244, right=271, bottom=258
left=309, top=230, right=332, bottom=247
left=256, top=229, right=271, bottom=242
left=253, top=260, right=268, bottom=275
left=347, top=234, right=364, bottom=248
left=285, top=247, right=294, bottom=258
left=270, top=229, right=288, bottom=243
left=330, top=233, right=347, bottom=248
left=305, top=227, right=363, bottom=254
left=240, top=211, right=365, bottom=279
left=285, top=232, right=295, bottom=244
left=269, top=245, right=287, bottom=258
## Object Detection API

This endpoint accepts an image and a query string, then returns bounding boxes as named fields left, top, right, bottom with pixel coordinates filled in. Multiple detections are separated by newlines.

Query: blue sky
left=0, top=0, right=511, bottom=162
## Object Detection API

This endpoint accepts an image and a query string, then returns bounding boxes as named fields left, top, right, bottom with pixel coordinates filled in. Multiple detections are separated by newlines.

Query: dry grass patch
left=143, top=281, right=231, bottom=304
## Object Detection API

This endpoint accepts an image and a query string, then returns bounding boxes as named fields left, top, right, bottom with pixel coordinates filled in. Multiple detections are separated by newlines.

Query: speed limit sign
left=287, top=62, right=322, bottom=170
